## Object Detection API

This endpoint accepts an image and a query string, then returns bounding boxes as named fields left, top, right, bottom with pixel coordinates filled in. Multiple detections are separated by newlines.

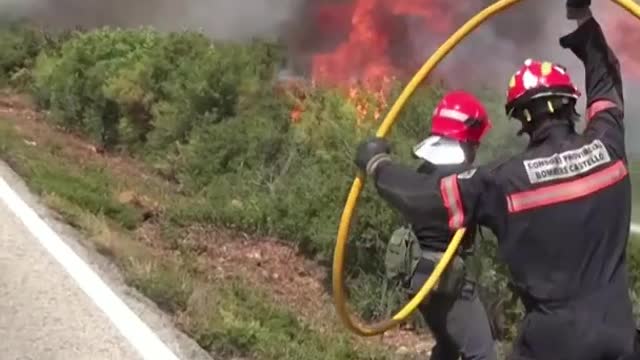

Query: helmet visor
left=413, top=136, right=465, bottom=165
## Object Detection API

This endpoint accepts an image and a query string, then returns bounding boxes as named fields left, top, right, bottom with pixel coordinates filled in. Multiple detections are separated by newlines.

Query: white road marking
left=0, top=177, right=181, bottom=360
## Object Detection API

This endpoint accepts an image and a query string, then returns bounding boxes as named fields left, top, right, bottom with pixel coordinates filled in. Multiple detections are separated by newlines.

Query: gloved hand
left=354, top=137, right=391, bottom=177
left=566, top=0, right=591, bottom=20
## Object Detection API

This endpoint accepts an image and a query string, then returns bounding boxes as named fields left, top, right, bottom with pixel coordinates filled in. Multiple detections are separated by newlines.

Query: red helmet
left=505, top=58, right=581, bottom=116
left=413, top=91, right=491, bottom=165
left=430, top=90, right=492, bottom=144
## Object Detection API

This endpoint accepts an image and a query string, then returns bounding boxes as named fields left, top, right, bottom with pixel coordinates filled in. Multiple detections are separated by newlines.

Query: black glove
left=566, top=0, right=591, bottom=20
left=354, top=137, right=391, bottom=176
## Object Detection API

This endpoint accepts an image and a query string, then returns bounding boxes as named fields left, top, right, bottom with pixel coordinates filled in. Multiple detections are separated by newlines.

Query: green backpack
left=385, top=226, right=467, bottom=295
left=384, top=225, right=422, bottom=287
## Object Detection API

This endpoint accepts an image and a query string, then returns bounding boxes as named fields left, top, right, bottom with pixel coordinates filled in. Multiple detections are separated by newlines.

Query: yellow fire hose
left=332, top=0, right=640, bottom=337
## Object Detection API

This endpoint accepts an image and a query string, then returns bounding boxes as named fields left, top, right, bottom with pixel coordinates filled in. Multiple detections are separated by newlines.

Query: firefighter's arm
left=354, top=137, right=453, bottom=231
left=372, top=161, right=503, bottom=236
left=559, top=8, right=625, bottom=152
left=439, top=166, right=506, bottom=235
left=355, top=138, right=503, bottom=234
left=372, top=161, right=451, bottom=229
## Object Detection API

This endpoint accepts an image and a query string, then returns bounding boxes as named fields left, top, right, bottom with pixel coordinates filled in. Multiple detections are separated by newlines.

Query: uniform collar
left=528, top=120, right=575, bottom=147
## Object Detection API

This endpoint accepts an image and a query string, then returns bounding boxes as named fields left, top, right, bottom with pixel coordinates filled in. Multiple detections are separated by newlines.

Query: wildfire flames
left=311, top=0, right=453, bottom=90
left=286, top=0, right=458, bottom=123
left=285, top=0, right=640, bottom=123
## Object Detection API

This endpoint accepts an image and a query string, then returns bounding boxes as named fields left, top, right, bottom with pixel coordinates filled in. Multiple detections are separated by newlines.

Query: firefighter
left=384, top=90, right=496, bottom=360
left=403, top=90, right=497, bottom=360
left=354, top=1, right=637, bottom=358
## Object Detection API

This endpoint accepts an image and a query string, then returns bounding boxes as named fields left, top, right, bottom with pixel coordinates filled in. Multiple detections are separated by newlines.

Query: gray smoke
left=412, top=1, right=580, bottom=92
left=0, top=0, right=304, bottom=41
left=406, top=0, right=640, bottom=157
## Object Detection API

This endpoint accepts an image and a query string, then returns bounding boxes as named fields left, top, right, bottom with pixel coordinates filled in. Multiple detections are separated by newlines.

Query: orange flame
left=311, top=0, right=455, bottom=89
left=298, top=0, right=455, bottom=123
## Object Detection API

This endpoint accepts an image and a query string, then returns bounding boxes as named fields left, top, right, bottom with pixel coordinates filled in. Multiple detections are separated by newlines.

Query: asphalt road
left=0, top=160, right=213, bottom=360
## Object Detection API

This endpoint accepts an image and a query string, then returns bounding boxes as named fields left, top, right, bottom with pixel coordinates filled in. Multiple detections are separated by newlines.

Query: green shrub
left=33, top=27, right=161, bottom=144
left=0, top=19, right=50, bottom=87
left=168, top=85, right=440, bottom=268
left=32, top=27, right=284, bottom=152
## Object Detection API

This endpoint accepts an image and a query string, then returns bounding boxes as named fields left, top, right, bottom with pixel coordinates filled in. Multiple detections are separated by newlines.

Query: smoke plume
left=0, top=0, right=304, bottom=41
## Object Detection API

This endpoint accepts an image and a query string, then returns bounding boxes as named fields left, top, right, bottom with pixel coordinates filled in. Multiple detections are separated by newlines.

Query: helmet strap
left=512, top=97, right=576, bottom=136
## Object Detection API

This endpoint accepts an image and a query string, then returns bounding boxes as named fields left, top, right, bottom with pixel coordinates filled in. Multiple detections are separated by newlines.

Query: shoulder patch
left=523, top=139, right=611, bottom=184
left=457, top=168, right=477, bottom=179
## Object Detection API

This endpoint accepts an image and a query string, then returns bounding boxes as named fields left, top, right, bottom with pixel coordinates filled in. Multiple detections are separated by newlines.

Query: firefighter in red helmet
left=386, top=90, right=496, bottom=360
left=505, top=59, right=581, bottom=136
left=414, top=90, right=492, bottom=165
left=354, top=0, right=637, bottom=358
